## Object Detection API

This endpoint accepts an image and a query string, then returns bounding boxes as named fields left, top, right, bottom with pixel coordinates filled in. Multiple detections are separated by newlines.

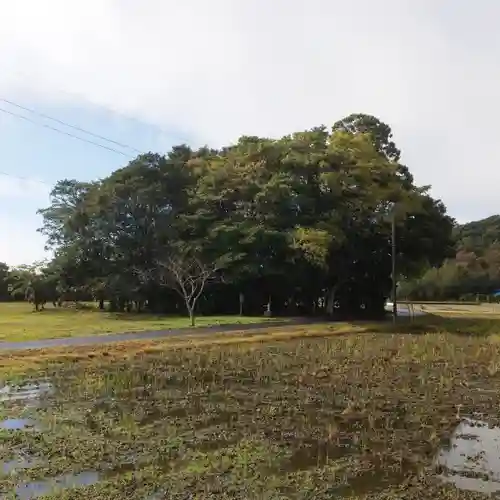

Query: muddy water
left=146, top=493, right=166, bottom=500
left=0, top=378, right=103, bottom=499
left=289, top=438, right=353, bottom=470
left=1, top=457, right=37, bottom=475
left=436, top=418, right=500, bottom=494
left=0, top=374, right=130, bottom=498
left=0, top=381, right=52, bottom=432
left=0, top=382, right=52, bottom=403
left=0, top=418, right=38, bottom=431
left=0, top=380, right=49, bottom=496
left=13, top=471, right=100, bottom=499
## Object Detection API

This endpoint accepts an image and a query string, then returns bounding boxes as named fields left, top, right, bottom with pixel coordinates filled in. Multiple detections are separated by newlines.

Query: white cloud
left=0, top=213, right=50, bottom=267
left=0, top=176, right=50, bottom=266
left=0, top=0, right=499, bottom=228
left=0, top=175, right=50, bottom=200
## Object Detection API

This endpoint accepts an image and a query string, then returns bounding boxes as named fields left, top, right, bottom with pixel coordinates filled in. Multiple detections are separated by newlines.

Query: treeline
left=0, top=263, right=11, bottom=301
left=7, top=114, right=455, bottom=319
left=399, top=216, right=500, bottom=301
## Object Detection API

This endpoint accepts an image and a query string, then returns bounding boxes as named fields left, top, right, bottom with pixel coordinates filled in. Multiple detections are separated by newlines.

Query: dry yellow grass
left=417, top=302, right=500, bottom=317
left=0, top=323, right=362, bottom=378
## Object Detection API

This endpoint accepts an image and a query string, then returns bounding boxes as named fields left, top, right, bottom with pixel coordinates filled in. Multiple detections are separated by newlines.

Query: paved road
left=384, top=303, right=426, bottom=317
left=0, top=306, right=427, bottom=352
left=0, top=319, right=319, bottom=352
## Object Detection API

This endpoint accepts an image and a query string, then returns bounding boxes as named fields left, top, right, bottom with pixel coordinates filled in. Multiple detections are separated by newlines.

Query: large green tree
left=37, top=115, right=454, bottom=318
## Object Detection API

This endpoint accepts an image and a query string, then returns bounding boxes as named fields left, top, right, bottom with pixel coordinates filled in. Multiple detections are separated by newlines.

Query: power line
left=0, top=98, right=143, bottom=154
left=0, top=170, right=51, bottom=187
left=0, top=106, right=135, bottom=157
left=9, top=70, right=193, bottom=147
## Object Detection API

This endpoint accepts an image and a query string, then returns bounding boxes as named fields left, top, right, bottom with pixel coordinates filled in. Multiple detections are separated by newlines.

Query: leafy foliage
left=33, top=115, right=453, bottom=318
left=399, top=216, right=500, bottom=300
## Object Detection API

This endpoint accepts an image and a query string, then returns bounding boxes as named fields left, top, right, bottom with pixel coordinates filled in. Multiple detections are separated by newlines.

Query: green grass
left=3, top=300, right=500, bottom=344
left=0, top=302, right=279, bottom=343
left=2, top=319, right=500, bottom=498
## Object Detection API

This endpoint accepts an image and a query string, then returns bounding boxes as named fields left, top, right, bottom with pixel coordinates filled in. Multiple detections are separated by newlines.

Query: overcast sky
left=0, top=0, right=498, bottom=265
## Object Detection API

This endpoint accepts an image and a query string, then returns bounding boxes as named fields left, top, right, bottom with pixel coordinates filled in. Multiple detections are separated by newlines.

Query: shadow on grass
left=102, top=314, right=274, bottom=323
left=26, top=305, right=500, bottom=337
left=370, top=314, right=500, bottom=337
left=30, top=307, right=274, bottom=325
left=30, top=306, right=186, bottom=321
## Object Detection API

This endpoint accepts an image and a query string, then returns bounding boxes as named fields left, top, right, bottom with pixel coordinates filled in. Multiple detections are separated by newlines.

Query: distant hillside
left=454, top=215, right=500, bottom=255
left=400, top=215, right=500, bottom=300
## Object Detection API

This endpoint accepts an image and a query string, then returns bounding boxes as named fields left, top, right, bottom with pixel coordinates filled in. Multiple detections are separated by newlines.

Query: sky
left=0, top=0, right=499, bottom=266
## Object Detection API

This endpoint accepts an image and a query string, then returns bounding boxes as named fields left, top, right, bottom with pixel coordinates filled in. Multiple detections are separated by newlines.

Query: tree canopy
left=399, top=216, right=500, bottom=301
left=32, top=114, right=454, bottom=318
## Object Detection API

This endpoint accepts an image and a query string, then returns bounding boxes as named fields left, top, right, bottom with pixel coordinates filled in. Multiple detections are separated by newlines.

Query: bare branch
left=134, top=249, right=230, bottom=326
left=140, top=250, right=228, bottom=325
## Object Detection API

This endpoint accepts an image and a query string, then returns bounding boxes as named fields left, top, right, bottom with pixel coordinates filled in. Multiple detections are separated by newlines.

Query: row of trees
left=0, top=263, right=35, bottom=302
left=6, top=114, right=455, bottom=321
left=400, top=217, right=500, bottom=301
left=0, top=262, right=70, bottom=309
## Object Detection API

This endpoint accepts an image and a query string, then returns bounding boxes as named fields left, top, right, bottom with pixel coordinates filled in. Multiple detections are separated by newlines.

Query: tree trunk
left=187, top=297, right=199, bottom=326
left=99, top=299, right=104, bottom=310
left=326, top=288, right=336, bottom=316
left=118, top=297, right=126, bottom=312
left=239, top=293, right=244, bottom=316
left=264, top=296, right=272, bottom=317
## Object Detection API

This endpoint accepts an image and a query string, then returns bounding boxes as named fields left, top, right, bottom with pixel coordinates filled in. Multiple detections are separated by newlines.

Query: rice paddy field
left=1, top=305, right=500, bottom=498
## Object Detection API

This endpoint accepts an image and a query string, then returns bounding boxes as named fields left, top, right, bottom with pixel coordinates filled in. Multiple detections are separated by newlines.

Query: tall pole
left=391, top=210, right=397, bottom=323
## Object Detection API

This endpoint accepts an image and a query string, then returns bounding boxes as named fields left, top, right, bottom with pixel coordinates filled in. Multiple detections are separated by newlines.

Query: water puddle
left=0, top=381, right=50, bottom=433
left=0, top=418, right=38, bottom=431
left=0, top=381, right=52, bottom=403
left=1, top=457, right=36, bottom=475
left=3, top=461, right=141, bottom=497
left=13, top=471, right=100, bottom=499
left=288, top=438, right=353, bottom=470
left=146, top=492, right=165, bottom=500
left=436, top=418, right=500, bottom=493
left=333, top=467, right=409, bottom=497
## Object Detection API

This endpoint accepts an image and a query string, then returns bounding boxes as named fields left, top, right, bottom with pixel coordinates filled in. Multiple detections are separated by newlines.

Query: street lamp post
left=391, top=208, right=397, bottom=323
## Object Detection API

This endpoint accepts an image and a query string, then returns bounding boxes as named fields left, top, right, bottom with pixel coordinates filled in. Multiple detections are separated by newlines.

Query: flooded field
left=1, top=328, right=500, bottom=498
left=437, top=418, right=500, bottom=494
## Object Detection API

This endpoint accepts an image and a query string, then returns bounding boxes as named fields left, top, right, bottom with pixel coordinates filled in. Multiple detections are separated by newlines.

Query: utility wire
left=0, top=98, right=143, bottom=154
left=0, top=170, right=51, bottom=187
left=9, top=70, right=192, bottom=146
left=0, top=106, right=135, bottom=157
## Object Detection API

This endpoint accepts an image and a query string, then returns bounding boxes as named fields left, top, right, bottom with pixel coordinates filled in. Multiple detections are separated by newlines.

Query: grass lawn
left=1, top=316, right=500, bottom=498
left=0, top=302, right=281, bottom=343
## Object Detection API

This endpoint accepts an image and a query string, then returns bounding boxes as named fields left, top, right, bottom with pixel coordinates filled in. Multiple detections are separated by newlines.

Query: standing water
left=436, top=418, right=500, bottom=494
